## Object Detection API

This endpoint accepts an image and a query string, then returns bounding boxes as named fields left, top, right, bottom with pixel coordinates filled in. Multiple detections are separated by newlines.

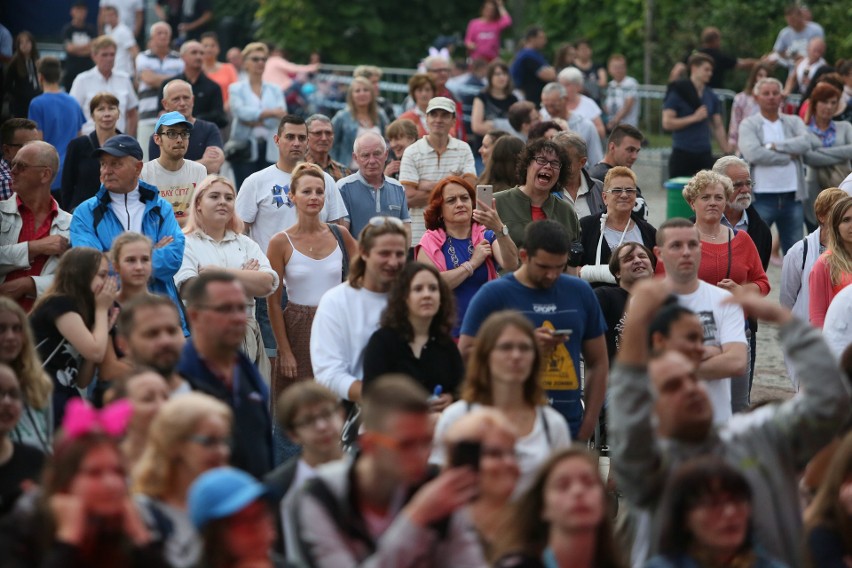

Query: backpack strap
left=538, top=407, right=553, bottom=448
left=327, top=223, right=350, bottom=281
left=801, top=237, right=808, bottom=271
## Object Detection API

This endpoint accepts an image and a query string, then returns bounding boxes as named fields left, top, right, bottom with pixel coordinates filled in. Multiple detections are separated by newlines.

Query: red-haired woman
left=416, top=175, right=518, bottom=337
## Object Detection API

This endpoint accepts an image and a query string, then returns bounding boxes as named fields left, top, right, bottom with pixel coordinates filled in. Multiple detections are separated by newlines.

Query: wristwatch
left=501, top=224, right=510, bottom=237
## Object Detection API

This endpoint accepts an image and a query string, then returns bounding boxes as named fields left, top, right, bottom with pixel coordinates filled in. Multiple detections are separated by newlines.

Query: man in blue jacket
left=69, top=134, right=188, bottom=334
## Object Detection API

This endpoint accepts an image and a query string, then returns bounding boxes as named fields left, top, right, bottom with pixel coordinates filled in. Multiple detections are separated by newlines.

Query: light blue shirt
left=337, top=172, right=411, bottom=238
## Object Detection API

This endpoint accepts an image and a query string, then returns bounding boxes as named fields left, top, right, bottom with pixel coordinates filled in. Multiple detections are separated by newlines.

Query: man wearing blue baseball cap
left=141, top=111, right=207, bottom=225
left=70, top=133, right=189, bottom=335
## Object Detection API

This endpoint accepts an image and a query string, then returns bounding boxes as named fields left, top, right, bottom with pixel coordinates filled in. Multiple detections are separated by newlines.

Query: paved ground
left=634, top=151, right=796, bottom=404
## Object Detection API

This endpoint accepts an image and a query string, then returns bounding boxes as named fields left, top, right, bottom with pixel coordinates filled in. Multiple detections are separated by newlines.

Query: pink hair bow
left=62, top=398, right=134, bottom=439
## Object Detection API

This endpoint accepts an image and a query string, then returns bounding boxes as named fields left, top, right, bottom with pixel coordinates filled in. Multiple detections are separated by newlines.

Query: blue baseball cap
left=154, top=111, right=193, bottom=133
left=187, top=467, right=270, bottom=529
left=92, top=134, right=143, bottom=160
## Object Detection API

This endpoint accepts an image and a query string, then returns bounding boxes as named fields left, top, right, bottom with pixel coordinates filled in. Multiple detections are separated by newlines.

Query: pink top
left=465, top=13, right=513, bottom=61
left=809, top=252, right=852, bottom=328
left=206, top=63, right=239, bottom=105
left=416, top=223, right=498, bottom=279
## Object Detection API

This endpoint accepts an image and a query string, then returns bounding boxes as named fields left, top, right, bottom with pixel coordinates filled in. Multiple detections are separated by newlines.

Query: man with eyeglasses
left=178, top=270, right=273, bottom=478
left=140, top=111, right=206, bottom=225
left=713, top=156, right=771, bottom=270
left=149, top=79, right=224, bottom=174
left=304, top=114, right=350, bottom=181
left=0, top=119, right=40, bottom=201
left=289, top=375, right=485, bottom=566
left=70, top=134, right=188, bottom=335
left=338, top=131, right=411, bottom=239
left=0, top=140, right=71, bottom=311
left=460, top=220, right=608, bottom=443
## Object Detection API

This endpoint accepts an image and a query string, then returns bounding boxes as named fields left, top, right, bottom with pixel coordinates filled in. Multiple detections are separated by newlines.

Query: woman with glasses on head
left=417, top=176, right=518, bottom=337
left=578, top=166, right=657, bottom=286
left=132, top=392, right=233, bottom=568
left=646, top=457, right=787, bottom=568
left=176, top=175, right=278, bottom=377
left=363, top=262, right=463, bottom=410
left=431, top=311, right=570, bottom=494
left=494, top=138, right=580, bottom=250
left=471, top=61, right=519, bottom=138
left=228, top=42, right=287, bottom=187
left=331, top=76, right=390, bottom=170
left=266, top=163, right=358, bottom=395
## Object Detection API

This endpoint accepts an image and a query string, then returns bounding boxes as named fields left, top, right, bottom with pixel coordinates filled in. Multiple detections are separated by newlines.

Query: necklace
left=447, top=237, right=474, bottom=268
left=699, top=226, right=722, bottom=240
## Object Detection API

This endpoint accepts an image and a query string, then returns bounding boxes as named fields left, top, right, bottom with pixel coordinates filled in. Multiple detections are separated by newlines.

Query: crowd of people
left=0, top=1, right=851, bottom=567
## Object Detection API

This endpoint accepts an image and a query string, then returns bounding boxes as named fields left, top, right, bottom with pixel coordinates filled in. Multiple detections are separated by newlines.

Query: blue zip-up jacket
left=69, top=180, right=189, bottom=335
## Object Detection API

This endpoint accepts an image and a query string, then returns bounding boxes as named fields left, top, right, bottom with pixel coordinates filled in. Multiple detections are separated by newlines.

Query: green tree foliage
left=255, top=0, right=483, bottom=66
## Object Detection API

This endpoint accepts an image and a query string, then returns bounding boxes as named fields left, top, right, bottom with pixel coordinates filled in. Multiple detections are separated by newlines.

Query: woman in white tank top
left=266, top=163, right=359, bottom=400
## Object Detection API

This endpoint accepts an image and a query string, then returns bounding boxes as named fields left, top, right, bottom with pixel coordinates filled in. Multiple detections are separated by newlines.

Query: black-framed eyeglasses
left=533, top=156, right=562, bottom=170
left=157, top=130, right=191, bottom=140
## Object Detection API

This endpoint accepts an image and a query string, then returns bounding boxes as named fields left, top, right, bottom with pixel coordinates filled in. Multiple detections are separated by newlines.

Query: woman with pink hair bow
left=0, top=398, right=170, bottom=568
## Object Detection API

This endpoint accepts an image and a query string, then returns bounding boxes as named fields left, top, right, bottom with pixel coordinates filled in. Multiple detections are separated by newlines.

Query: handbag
left=817, top=162, right=851, bottom=190
left=223, top=138, right=252, bottom=162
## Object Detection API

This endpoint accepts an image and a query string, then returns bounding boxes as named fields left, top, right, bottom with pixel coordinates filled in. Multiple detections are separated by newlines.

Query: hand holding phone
left=476, top=185, right=493, bottom=211
left=449, top=440, right=482, bottom=471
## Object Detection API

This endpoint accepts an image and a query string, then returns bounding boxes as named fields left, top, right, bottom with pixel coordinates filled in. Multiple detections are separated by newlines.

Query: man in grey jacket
left=739, top=77, right=815, bottom=254
left=289, top=375, right=486, bottom=567
left=610, top=279, right=850, bottom=567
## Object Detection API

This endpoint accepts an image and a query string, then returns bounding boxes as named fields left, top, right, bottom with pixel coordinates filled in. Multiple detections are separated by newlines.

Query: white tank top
left=282, top=232, right=345, bottom=306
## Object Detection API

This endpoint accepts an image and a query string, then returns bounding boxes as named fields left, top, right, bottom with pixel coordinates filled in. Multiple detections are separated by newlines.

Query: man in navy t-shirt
left=510, top=26, right=557, bottom=108
left=459, top=220, right=608, bottom=441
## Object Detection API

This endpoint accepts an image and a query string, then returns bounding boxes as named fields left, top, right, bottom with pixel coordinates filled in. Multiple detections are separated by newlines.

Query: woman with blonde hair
left=331, top=76, right=390, bottom=168
left=266, top=163, right=357, bottom=391
left=809, top=196, right=852, bottom=327
left=176, top=174, right=278, bottom=376
left=110, top=232, right=155, bottom=305
left=431, top=311, right=570, bottom=494
left=0, top=297, right=52, bottom=452
left=133, top=392, right=233, bottom=568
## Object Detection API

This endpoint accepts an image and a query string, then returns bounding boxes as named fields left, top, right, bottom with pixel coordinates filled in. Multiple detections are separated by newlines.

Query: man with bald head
left=337, top=131, right=411, bottom=239
left=1, top=119, right=41, bottom=201
left=785, top=36, right=827, bottom=96
left=149, top=79, right=224, bottom=173
left=0, top=141, right=71, bottom=310
left=158, top=40, right=227, bottom=128
left=136, top=21, right=184, bottom=156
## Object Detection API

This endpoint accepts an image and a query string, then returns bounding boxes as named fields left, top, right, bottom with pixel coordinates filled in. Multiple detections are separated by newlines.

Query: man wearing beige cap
left=399, top=96, right=477, bottom=247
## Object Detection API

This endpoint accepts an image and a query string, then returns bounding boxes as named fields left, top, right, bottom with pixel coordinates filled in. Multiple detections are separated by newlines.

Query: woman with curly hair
left=416, top=175, right=518, bottom=336
left=430, top=311, right=570, bottom=494
left=0, top=297, right=52, bottom=452
left=362, top=262, right=463, bottom=411
left=493, top=446, right=625, bottom=568
left=810, top=196, right=852, bottom=327
left=132, top=392, right=233, bottom=568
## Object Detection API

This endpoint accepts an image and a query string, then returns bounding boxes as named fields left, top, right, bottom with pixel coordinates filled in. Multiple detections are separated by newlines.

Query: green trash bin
left=664, top=177, right=694, bottom=219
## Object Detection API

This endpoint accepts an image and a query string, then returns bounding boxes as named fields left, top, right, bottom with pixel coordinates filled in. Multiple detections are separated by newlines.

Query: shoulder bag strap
left=327, top=223, right=350, bottom=281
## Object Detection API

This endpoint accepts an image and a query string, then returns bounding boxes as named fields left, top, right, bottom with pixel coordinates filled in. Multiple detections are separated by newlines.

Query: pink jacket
left=416, top=223, right=498, bottom=280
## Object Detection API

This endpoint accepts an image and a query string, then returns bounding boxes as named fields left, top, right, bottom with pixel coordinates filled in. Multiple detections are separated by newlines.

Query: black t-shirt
left=362, top=327, right=464, bottom=397
left=594, top=286, right=629, bottom=364
left=30, top=296, right=85, bottom=425
left=0, top=443, right=44, bottom=516
left=474, top=91, right=519, bottom=121
left=60, top=22, right=96, bottom=89
left=148, top=117, right=223, bottom=161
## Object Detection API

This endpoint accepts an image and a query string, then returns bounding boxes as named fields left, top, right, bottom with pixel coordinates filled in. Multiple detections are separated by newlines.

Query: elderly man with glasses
left=304, top=114, right=350, bottom=182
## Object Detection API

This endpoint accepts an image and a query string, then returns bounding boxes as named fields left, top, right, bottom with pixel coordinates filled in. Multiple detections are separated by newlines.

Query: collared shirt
left=307, top=153, right=351, bottom=182
left=6, top=196, right=59, bottom=311
left=0, top=159, right=11, bottom=201
left=722, top=209, right=749, bottom=232
left=562, top=175, right=592, bottom=219
left=337, top=171, right=411, bottom=237
left=69, top=66, right=139, bottom=134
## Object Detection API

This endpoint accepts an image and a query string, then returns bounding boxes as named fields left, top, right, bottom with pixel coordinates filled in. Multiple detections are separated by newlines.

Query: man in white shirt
left=739, top=77, right=813, bottom=254
left=99, top=0, right=144, bottom=40
left=140, top=111, right=207, bottom=225
left=101, top=5, right=138, bottom=76
left=399, top=97, right=477, bottom=247
left=654, top=218, right=747, bottom=424
left=310, top=218, right=408, bottom=404
left=784, top=36, right=828, bottom=96
left=69, top=35, right=139, bottom=136
left=539, top=82, right=603, bottom=166
left=604, top=54, right=639, bottom=129
left=235, top=114, right=347, bottom=359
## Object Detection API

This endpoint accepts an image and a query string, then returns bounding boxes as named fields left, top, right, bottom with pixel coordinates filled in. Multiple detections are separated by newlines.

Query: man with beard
left=116, top=294, right=188, bottom=393
left=713, top=156, right=772, bottom=269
